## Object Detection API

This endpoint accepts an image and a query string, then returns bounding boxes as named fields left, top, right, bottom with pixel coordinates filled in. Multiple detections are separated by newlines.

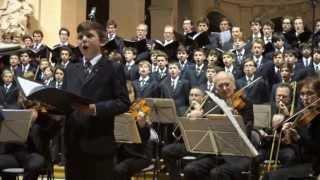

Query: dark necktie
left=196, top=67, right=201, bottom=76
left=237, top=52, right=242, bottom=63
left=140, top=79, right=145, bottom=88
left=171, top=80, right=175, bottom=90
left=84, top=61, right=92, bottom=77
left=4, top=85, right=9, bottom=93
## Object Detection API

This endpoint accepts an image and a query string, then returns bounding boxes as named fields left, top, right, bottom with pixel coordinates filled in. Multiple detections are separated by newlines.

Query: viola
left=295, top=105, right=320, bottom=127
left=230, top=89, right=246, bottom=111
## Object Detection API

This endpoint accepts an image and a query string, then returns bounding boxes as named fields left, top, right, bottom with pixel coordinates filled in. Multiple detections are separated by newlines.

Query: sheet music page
left=0, top=109, right=33, bottom=143
left=253, top=104, right=271, bottom=129
left=114, top=114, right=141, bottom=144
left=220, top=31, right=231, bottom=45
left=16, top=76, right=43, bottom=97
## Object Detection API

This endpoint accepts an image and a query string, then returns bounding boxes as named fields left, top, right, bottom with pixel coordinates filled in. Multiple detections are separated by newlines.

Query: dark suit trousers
left=0, top=152, right=45, bottom=180
left=65, top=154, right=114, bottom=180
left=113, top=157, right=151, bottom=180
left=183, top=155, right=251, bottom=180
left=162, top=143, right=189, bottom=180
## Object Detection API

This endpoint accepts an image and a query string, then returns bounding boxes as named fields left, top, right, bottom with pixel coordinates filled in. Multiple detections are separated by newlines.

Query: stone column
left=27, top=0, right=86, bottom=46
left=109, top=0, right=145, bottom=39
left=149, top=0, right=178, bottom=40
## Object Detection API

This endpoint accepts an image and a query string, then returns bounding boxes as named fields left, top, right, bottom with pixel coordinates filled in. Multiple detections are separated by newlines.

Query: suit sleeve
left=95, top=62, right=131, bottom=117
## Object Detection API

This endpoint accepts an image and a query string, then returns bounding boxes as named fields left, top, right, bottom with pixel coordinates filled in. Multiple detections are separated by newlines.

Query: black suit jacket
left=15, top=64, right=37, bottom=76
left=32, top=44, right=51, bottom=60
left=124, top=64, right=139, bottom=81
left=236, top=76, right=269, bottom=104
left=151, top=69, right=169, bottom=82
left=182, top=65, right=207, bottom=87
left=132, top=77, right=159, bottom=98
left=159, top=77, right=190, bottom=116
left=63, top=57, right=130, bottom=157
left=0, top=84, right=19, bottom=109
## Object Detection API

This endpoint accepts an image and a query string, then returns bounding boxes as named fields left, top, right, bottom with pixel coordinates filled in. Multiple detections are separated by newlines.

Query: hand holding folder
left=16, top=76, right=93, bottom=114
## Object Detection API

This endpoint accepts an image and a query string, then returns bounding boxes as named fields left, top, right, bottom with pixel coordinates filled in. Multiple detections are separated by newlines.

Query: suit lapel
left=81, top=58, right=104, bottom=87
left=174, top=79, right=183, bottom=95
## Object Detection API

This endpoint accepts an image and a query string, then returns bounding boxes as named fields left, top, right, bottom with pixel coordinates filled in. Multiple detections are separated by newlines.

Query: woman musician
left=263, top=77, right=320, bottom=180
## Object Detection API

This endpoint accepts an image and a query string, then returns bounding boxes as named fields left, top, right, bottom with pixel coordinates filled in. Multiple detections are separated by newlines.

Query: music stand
left=253, top=104, right=271, bottom=129
left=114, top=113, right=142, bottom=144
left=145, top=98, right=177, bottom=124
left=145, top=98, right=178, bottom=180
left=0, top=109, right=33, bottom=143
left=178, top=114, right=258, bottom=157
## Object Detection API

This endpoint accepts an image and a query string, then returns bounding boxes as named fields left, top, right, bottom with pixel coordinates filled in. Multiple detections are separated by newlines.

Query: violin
left=295, top=104, right=320, bottom=127
left=230, top=89, right=246, bottom=111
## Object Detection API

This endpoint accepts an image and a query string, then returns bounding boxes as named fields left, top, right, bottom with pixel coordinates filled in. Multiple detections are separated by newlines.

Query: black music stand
left=145, top=98, right=177, bottom=180
left=0, top=109, right=33, bottom=143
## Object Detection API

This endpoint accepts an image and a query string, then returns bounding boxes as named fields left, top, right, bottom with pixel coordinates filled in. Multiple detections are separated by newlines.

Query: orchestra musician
left=257, top=83, right=298, bottom=176
left=263, top=77, right=320, bottom=180
left=183, top=71, right=254, bottom=180
left=162, top=87, right=206, bottom=180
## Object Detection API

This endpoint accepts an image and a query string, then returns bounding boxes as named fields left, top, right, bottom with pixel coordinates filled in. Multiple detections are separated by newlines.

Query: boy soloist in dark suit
left=63, top=21, right=130, bottom=180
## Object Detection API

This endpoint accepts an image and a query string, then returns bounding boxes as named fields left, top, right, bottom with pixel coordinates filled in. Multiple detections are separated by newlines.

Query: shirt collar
left=158, top=67, right=167, bottom=73
left=34, top=43, right=42, bottom=49
left=171, top=76, right=179, bottom=81
left=254, top=56, right=263, bottom=63
left=246, top=75, right=254, bottom=81
left=225, top=65, right=234, bottom=72
left=195, top=64, right=204, bottom=70
left=4, top=83, right=12, bottom=88
left=139, top=75, right=150, bottom=82
left=126, top=60, right=135, bottom=66
left=83, top=54, right=102, bottom=67
left=303, top=57, right=312, bottom=64
left=60, top=42, right=69, bottom=46
left=164, top=40, right=173, bottom=46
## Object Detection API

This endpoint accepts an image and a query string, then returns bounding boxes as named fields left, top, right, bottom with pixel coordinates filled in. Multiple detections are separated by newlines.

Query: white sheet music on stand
left=253, top=104, right=271, bottom=129
left=0, top=109, right=33, bottom=143
left=16, top=76, right=45, bottom=97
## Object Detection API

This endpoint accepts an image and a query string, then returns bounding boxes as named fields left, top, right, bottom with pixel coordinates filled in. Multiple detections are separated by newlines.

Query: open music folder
left=0, top=109, right=33, bottom=143
left=16, top=76, right=93, bottom=114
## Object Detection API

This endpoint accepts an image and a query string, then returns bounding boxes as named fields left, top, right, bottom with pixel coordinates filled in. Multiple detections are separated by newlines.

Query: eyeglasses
left=300, top=91, right=316, bottom=97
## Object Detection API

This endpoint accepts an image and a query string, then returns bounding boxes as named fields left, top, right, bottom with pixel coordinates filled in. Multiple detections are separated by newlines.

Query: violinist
left=162, top=87, right=206, bottom=180
left=263, top=77, right=320, bottom=180
left=257, top=83, right=297, bottom=173
left=113, top=95, right=153, bottom=180
left=0, top=72, right=62, bottom=180
left=183, top=71, right=254, bottom=180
